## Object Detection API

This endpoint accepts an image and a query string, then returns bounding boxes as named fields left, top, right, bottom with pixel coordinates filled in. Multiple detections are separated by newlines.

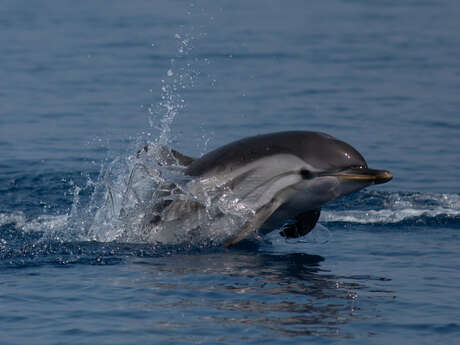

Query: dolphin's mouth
left=327, top=167, right=393, bottom=185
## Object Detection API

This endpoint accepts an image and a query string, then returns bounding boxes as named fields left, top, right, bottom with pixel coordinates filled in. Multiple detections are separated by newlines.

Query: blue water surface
left=1, top=1, right=460, bottom=344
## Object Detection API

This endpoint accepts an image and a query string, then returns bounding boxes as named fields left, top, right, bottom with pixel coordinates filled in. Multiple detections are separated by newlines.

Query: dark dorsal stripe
left=186, top=131, right=366, bottom=177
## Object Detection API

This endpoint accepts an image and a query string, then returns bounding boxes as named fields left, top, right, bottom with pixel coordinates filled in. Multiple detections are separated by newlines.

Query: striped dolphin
left=143, top=131, right=392, bottom=247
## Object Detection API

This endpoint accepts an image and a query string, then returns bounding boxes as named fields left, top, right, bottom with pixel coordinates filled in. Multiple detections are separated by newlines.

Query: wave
left=1, top=190, right=459, bottom=244
left=0, top=212, right=68, bottom=233
left=2, top=162, right=459, bottom=268
left=321, top=191, right=460, bottom=226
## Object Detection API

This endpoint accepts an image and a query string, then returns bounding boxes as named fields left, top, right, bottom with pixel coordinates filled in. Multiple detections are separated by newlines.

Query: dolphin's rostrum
left=143, top=131, right=392, bottom=247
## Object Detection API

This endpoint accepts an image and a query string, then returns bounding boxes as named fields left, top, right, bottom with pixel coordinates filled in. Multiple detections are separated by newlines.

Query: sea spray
left=58, top=29, right=215, bottom=245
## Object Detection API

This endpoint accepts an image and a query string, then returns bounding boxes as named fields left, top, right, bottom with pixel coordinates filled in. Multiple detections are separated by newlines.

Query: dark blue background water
left=1, top=1, right=460, bottom=344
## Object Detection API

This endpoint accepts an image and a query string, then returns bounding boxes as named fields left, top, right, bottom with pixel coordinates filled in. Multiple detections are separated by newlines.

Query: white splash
left=85, top=146, right=255, bottom=246
left=321, top=192, right=460, bottom=224
left=0, top=212, right=67, bottom=233
left=2, top=190, right=460, bottom=247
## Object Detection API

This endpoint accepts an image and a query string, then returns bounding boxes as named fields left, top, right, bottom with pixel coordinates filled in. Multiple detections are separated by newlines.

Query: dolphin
left=142, top=131, right=392, bottom=247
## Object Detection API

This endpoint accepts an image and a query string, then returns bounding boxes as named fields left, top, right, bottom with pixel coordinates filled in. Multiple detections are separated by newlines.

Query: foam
left=322, top=192, right=460, bottom=224
left=2, top=191, right=459, bottom=248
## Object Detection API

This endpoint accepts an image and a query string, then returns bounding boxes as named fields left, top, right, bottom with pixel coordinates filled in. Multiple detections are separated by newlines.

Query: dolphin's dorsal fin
left=138, top=145, right=196, bottom=167
left=279, top=209, right=321, bottom=238
left=170, top=149, right=195, bottom=166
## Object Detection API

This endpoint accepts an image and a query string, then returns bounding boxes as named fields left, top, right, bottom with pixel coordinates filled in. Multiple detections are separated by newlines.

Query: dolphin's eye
left=300, top=169, right=314, bottom=179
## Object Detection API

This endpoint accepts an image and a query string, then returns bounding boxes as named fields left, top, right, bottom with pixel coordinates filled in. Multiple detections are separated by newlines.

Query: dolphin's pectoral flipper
left=221, top=219, right=259, bottom=248
left=279, top=209, right=321, bottom=238
left=222, top=197, right=285, bottom=248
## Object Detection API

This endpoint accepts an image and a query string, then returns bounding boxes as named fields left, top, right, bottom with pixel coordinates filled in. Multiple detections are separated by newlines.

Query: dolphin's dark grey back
left=186, top=131, right=367, bottom=177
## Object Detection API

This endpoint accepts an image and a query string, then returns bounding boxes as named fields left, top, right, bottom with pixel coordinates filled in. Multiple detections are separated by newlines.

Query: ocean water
left=1, top=0, right=460, bottom=344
